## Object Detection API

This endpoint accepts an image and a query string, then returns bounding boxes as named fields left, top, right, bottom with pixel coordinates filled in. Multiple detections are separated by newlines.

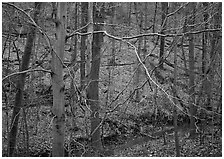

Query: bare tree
left=133, top=2, right=143, bottom=102
left=106, top=2, right=116, bottom=105
left=186, top=2, right=197, bottom=137
left=7, top=3, right=41, bottom=156
left=159, top=2, right=168, bottom=69
left=87, top=2, right=104, bottom=153
left=51, top=2, right=67, bottom=157
left=80, top=2, right=88, bottom=89
left=172, top=4, right=180, bottom=156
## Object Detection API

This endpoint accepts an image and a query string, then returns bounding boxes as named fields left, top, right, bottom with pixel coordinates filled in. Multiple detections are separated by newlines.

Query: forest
left=2, top=2, right=222, bottom=157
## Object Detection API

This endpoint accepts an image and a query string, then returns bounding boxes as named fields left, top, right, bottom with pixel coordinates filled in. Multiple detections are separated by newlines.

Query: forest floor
left=112, top=125, right=222, bottom=157
left=2, top=124, right=221, bottom=157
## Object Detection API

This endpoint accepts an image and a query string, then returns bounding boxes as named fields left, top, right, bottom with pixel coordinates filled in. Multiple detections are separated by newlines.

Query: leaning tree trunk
left=51, top=2, right=67, bottom=157
left=87, top=2, right=104, bottom=152
left=7, top=2, right=41, bottom=156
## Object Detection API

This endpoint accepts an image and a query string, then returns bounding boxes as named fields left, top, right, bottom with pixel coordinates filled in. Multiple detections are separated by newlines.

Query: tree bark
left=80, top=2, right=88, bottom=90
left=128, top=3, right=132, bottom=26
left=107, top=2, right=116, bottom=105
left=86, top=2, right=93, bottom=79
left=133, top=3, right=143, bottom=102
left=87, top=2, right=104, bottom=152
left=186, top=2, right=197, bottom=137
left=197, top=3, right=209, bottom=144
left=7, top=2, right=41, bottom=156
left=152, top=2, right=158, bottom=34
left=159, top=2, right=168, bottom=69
left=68, top=2, right=78, bottom=157
left=173, top=18, right=180, bottom=158
left=202, top=3, right=209, bottom=77
left=207, top=2, right=221, bottom=110
left=51, top=2, right=67, bottom=157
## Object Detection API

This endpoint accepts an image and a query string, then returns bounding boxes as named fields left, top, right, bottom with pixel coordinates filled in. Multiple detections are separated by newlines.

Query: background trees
left=2, top=2, right=222, bottom=157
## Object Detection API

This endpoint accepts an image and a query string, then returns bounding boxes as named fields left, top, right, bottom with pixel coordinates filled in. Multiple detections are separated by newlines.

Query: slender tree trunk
left=128, top=2, right=132, bottom=26
left=152, top=2, right=158, bottom=34
left=71, top=2, right=78, bottom=67
left=80, top=2, right=88, bottom=90
left=70, top=2, right=78, bottom=95
left=181, top=16, right=187, bottom=71
left=187, top=2, right=197, bottom=137
left=208, top=2, right=221, bottom=147
left=143, top=3, right=147, bottom=59
left=159, top=2, right=168, bottom=69
left=69, top=3, right=78, bottom=157
left=202, top=2, right=211, bottom=111
left=51, top=2, right=67, bottom=157
left=134, top=3, right=143, bottom=102
left=107, top=2, right=116, bottom=105
left=22, top=108, right=29, bottom=156
left=173, top=28, right=180, bottom=159
left=202, top=3, right=208, bottom=77
left=87, top=2, right=104, bottom=152
left=86, top=2, right=93, bottom=79
left=207, top=2, right=221, bottom=110
left=7, top=3, right=41, bottom=156
left=198, top=2, right=209, bottom=144
left=141, top=3, right=148, bottom=95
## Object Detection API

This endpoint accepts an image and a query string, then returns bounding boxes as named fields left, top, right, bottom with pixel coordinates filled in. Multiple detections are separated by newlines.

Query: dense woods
left=2, top=2, right=222, bottom=157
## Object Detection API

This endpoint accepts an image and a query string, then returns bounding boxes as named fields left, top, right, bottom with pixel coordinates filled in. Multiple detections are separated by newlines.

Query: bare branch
left=2, top=69, right=52, bottom=81
left=69, top=28, right=221, bottom=42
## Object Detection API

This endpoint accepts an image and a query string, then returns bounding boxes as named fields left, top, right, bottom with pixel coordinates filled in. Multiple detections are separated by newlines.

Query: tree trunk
left=173, top=28, right=180, bottom=158
left=87, top=2, right=104, bottom=152
left=143, top=3, right=147, bottom=60
left=69, top=2, right=78, bottom=157
left=22, top=108, right=29, bottom=156
left=86, top=2, right=94, bottom=79
left=208, top=3, right=222, bottom=147
left=51, top=2, right=67, bottom=157
left=202, top=2, right=209, bottom=76
left=207, top=2, right=221, bottom=110
left=134, top=3, right=143, bottom=102
left=186, top=2, right=197, bottom=137
left=152, top=2, right=158, bottom=34
left=197, top=2, right=209, bottom=144
left=70, top=2, right=78, bottom=95
left=80, top=2, right=88, bottom=90
left=128, top=3, right=132, bottom=26
left=7, top=3, right=41, bottom=156
left=159, top=2, right=168, bottom=69
left=107, top=2, right=116, bottom=105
